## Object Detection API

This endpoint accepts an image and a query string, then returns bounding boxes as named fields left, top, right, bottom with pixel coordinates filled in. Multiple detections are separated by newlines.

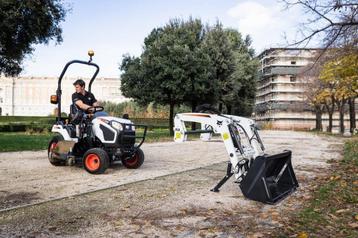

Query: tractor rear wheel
left=47, top=135, right=65, bottom=166
left=83, top=148, right=109, bottom=174
left=121, top=148, right=144, bottom=169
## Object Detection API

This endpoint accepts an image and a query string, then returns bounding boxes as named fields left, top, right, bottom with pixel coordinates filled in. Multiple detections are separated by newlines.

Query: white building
left=255, top=48, right=357, bottom=130
left=0, top=76, right=127, bottom=116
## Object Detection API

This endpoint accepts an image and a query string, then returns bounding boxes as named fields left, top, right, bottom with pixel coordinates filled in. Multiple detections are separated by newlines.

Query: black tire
left=47, top=134, right=65, bottom=166
left=83, top=148, right=109, bottom=174
left=121, top=148, right=144, bottom=169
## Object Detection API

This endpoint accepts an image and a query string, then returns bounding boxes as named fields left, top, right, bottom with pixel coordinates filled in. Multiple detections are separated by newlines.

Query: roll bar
left=55, top=52, right=100, bottom=121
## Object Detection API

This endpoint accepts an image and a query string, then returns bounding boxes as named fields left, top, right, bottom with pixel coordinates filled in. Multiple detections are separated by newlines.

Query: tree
left=320, top=53, right=358, bottom=133
left=0, top=0, right=67, bottom=76
left=121, top=18, right=258, bottom=134
left=201, top=23, right=236, bottom=113
left=121, top=18, right=215, bottom=135
left=315, top=86, right=336, bottom=132
left=282, top=0, right=358, bottom=52
left=227, top=32, right=258, bottom=116
left=120, top=55, right=150, bottom=105
left=300, top=62, right=326, bottom=131
left=202, top=25, right=258, bottom=115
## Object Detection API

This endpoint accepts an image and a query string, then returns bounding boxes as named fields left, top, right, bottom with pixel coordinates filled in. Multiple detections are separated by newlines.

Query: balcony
left=255, top=102, right=313, bottom=113
left=258, top=66, right=303, bottom=77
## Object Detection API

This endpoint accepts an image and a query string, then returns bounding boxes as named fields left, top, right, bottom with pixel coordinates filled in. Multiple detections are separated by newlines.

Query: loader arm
left=174, top=113, right=264, bottom=181
left=173, top=112, right=299, bottom=204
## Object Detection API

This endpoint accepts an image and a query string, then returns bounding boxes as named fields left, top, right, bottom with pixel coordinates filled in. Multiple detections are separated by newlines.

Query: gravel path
left=0, top=131, right=345, bottom=237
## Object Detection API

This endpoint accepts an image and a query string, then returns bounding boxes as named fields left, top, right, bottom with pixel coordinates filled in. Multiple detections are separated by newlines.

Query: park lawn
left=273, top=138, right=358, bottom=238
left=0, top=132, right=53, bottom=152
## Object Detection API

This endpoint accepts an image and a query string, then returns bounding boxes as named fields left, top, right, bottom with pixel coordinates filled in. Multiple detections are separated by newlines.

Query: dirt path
left=0, top=131, right=344, bottom=237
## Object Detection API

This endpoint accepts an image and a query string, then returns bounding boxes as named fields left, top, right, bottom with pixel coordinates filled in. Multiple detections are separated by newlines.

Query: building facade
left=255, top=48, right=356, bottom=130
left=0, top=76, right=127, bottom=116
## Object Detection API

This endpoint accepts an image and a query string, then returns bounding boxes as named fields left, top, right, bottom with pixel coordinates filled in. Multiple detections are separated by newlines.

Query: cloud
left=227, top=1, right=300, bottom=52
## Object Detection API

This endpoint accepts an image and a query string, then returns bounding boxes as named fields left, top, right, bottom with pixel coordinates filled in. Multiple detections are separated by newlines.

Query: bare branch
left=287, top=24, right=332, bottom=46
left=281, top=0, right=358, bottom=62
left=298, top=0, right=334, bottom=24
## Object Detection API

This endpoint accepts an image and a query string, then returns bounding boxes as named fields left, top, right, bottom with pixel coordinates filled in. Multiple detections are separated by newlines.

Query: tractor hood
left=94, top=116, right=133, bottom=126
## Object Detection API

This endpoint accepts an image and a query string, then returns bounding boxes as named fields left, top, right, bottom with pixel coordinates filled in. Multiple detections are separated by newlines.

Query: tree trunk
left=338, top=101, right=345, bottom=134
left=324, top=100, right=335, bottom=133
left=349, top=98, right=356, bottom=133
left=325, top=103, right=333, bottom=133
left=169, top=102, right=175, bottom=136
left=191, top=101, right=197, bottom=130
left=226, top=104, right=232, bottom=115
left=219, top=103, right=223, bottom=113
left=315, top=105, right=322, bottom=131
left=328, top=112, right=333, bottom=132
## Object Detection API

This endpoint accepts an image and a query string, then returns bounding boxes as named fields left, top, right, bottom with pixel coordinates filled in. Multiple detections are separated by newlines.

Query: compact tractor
left=174, top=105, right=299, bottom=204
left=48, top=51, right=147, bottom=174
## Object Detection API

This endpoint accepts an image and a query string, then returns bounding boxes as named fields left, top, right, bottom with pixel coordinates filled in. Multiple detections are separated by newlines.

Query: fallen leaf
left=297, top=231, right=309, bottom=238
left=336, top=209, right=349, bottom=214
left=328, top=214, right=339, bottom=220
left=248, top=232, right=264, bottom=238
left=348, top=222, right=358, bottom=228
left=355, top=214, right=358, bottom=221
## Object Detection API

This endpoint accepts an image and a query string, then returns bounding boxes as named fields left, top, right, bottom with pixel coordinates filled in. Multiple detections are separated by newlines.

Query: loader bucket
left=240, top=150, right=298, bottom=204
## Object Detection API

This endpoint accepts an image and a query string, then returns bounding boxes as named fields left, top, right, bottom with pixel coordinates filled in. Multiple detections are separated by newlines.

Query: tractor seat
left=69, top=104, right=84, bottom=124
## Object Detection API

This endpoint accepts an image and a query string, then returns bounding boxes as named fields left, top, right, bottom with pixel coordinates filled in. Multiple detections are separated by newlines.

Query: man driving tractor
left=72, top=79, right=107, bottom=117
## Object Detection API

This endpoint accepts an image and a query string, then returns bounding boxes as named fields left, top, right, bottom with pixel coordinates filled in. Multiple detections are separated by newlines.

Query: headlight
left=124, top=124, right=134, bottom=130
left=111, top=121, right=123, bottom=131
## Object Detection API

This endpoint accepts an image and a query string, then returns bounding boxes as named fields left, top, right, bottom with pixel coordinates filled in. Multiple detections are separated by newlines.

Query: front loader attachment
left=240, top=150, right=298, bottom=204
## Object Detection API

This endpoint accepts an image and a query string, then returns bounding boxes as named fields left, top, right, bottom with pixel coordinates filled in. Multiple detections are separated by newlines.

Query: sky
left=21, top=0, right=308, bottom=78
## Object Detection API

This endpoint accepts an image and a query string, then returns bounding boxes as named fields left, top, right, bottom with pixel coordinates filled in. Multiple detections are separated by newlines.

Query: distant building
left=255, top=48, right=356, bottom=130
left=0, top=76, right=127, bottom=116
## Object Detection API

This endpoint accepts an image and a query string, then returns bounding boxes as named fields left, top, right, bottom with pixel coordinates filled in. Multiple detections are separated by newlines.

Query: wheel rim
left=125, top=153, right=139, bottom=166
left=49, top=142, right=58, bottom=157
left=85, top=154, right=100, bottom=171
left=50, top=142, right=57, bottom=152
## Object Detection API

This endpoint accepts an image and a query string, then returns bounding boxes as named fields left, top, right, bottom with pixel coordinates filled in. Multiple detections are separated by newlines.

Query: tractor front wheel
left=121, top=148, right=144, bottom=169
left=83, top=148, right=109, bottom=174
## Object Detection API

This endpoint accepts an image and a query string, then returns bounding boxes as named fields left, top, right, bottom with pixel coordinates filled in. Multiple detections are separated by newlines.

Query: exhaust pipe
left=240, top=150, right=299, bottom=204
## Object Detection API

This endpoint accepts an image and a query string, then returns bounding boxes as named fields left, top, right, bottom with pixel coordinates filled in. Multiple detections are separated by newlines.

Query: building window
left=291, top=61, right=296, bottom=65
left=290, top=76, right=296, bottom=82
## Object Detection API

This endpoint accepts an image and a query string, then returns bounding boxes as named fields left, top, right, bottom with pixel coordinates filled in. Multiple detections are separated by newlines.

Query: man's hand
left=86, top=107, right=95, bottom=114
left=75, top=100, right=92, bottom=112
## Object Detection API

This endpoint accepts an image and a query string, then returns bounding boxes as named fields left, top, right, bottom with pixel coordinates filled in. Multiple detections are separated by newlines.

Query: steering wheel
left=85, top=106, right=104, bottom=114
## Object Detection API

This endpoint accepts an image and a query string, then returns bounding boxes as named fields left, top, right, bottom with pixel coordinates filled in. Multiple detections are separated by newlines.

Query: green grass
left=0, top=132, right=53, bottom=152
left=274, top=138, right=358, bottom=238
left=0, top=116, right=55, bottom=123
left=0, top=116, right=170, bottom=132
left=0, top=128, right=177, bottom=152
